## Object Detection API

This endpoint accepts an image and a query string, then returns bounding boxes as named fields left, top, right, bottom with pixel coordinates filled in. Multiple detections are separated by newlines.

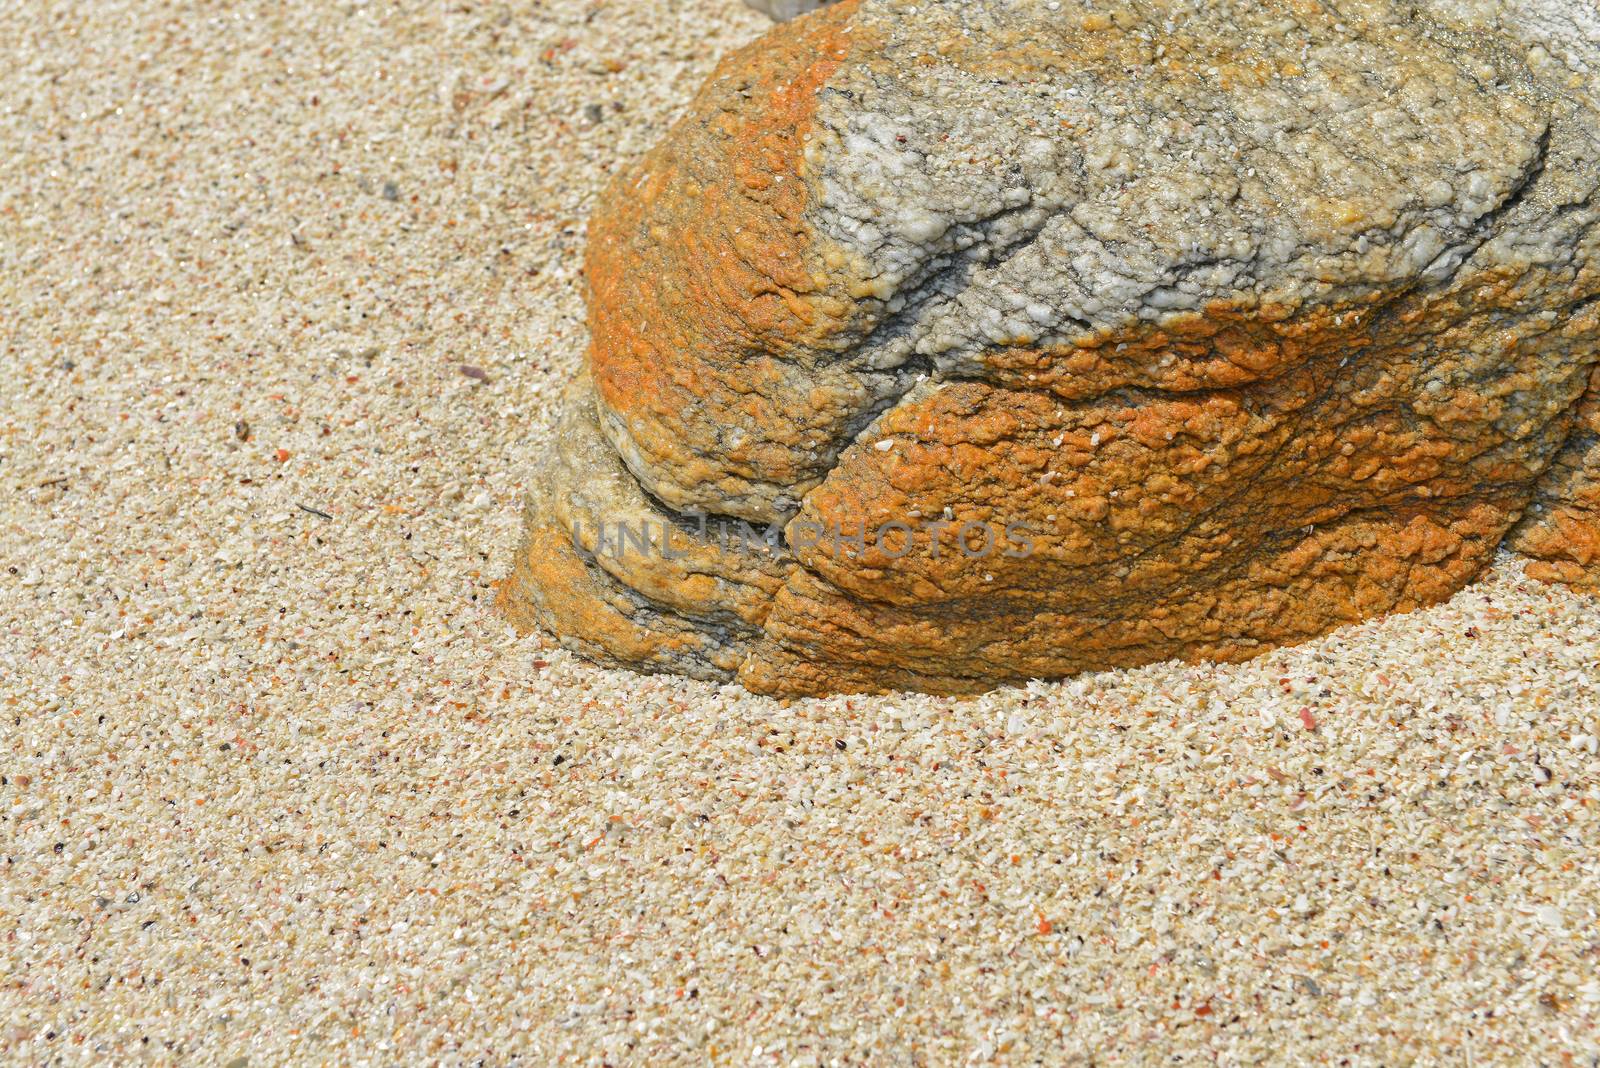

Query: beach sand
left=2, top=0, right=1598, bottom=1062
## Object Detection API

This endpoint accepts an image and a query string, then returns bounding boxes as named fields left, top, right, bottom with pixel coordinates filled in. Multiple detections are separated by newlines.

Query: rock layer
left=502, top=0, right=1600, bottom=696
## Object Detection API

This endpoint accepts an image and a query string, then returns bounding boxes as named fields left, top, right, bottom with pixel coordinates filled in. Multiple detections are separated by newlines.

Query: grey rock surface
left=744, top=0, right=837, bottom=20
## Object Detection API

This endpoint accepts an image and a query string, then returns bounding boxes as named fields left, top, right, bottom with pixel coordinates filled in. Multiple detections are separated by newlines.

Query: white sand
left=2, top=1, right=1598, bottom=1063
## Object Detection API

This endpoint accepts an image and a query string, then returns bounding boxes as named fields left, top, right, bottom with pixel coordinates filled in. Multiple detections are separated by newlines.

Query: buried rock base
left=500, top=370, right=1600, bottom=698
left=500, top=0, right=1600, bottom=697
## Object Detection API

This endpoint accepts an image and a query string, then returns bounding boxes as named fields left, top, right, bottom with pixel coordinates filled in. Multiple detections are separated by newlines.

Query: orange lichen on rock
left=585, top=1, right=877, bottom=522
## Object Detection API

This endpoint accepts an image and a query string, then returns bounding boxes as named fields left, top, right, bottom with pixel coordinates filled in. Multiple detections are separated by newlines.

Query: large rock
left=501, top=0, right=1600, bottom=696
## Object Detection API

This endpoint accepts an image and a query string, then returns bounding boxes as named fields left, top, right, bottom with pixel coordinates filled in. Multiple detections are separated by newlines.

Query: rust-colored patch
left=585, top=2, right=871, bottom=515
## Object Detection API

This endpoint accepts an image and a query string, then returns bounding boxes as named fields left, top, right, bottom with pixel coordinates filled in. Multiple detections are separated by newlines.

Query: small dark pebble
left=381, top=181, right=400, bottom=201
left=553, top=754, right=566, bottom=766
left=234, top=420, right=251, bottom=442
left=835, top=739, right=847, bottom=751
left=583, top=102, right=605, bottom=124
left=459, top=364, right=489, bottom=382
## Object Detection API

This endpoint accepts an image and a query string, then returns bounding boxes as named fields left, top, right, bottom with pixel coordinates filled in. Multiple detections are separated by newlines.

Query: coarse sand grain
left=1, top=1, right=1598, bottom=1064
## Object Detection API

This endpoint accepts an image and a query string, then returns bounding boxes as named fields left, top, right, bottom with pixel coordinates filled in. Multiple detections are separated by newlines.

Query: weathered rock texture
left=501, top=0, right=1600, bottom=696
left=745, top=0, right=838, bottom=21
